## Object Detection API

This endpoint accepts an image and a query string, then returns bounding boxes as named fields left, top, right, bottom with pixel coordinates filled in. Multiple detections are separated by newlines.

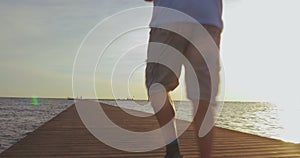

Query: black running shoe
left=164, top=152, right=183, bottom=158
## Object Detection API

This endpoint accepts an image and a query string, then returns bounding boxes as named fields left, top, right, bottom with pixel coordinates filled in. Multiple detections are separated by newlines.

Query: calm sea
left=0, top=98, right=74, bottom=153
left=0, top=98, right=299, bottom=153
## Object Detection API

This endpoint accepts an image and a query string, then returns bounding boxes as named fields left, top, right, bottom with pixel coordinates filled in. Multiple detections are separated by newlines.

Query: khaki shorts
left=145, top=24, right=221, bottom=101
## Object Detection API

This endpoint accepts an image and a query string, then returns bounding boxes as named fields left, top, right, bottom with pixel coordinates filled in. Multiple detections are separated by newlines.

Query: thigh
left=146, top=28, right=189, bottom=92
left=184, top=24, right=221, bottom=101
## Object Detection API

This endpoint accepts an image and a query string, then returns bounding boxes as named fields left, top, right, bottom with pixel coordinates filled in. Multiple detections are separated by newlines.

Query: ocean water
left=0, top=98, right=74, bottom=153
left=1, top=98, right=299, bottom=154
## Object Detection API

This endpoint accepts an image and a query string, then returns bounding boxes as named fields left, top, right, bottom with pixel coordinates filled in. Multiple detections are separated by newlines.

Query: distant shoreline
left=0, top=97, right=268, bottom=104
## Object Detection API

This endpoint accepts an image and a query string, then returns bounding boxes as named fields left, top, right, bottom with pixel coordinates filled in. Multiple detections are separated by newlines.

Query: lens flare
left=32, top=96, right=39, bottom=106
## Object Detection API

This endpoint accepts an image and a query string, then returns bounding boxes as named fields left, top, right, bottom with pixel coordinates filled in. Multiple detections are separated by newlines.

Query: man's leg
left=146, top=63, right=182, bottom=157
left=146, top=28, right=189, bottom=157
left=149, top=90, right=181, bottom=157
left=192, top=100, right=215, bottom=158
left=184, top=24, right=221, bottom=158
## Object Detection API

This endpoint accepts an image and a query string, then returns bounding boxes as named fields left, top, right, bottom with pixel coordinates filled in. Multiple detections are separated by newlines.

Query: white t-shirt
left=150, top=0, right=223, bottom=29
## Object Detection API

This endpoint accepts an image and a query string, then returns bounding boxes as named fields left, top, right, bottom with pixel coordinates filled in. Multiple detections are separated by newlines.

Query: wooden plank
left=1, top=103, right=299, bottom=158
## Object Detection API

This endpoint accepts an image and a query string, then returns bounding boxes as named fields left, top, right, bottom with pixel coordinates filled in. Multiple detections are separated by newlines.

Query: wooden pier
left=1, top=103, right=300, bottom=158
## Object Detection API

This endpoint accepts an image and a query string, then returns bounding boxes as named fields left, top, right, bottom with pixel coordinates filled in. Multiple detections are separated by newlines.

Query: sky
left=1, top=0, right=300, bottom=106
